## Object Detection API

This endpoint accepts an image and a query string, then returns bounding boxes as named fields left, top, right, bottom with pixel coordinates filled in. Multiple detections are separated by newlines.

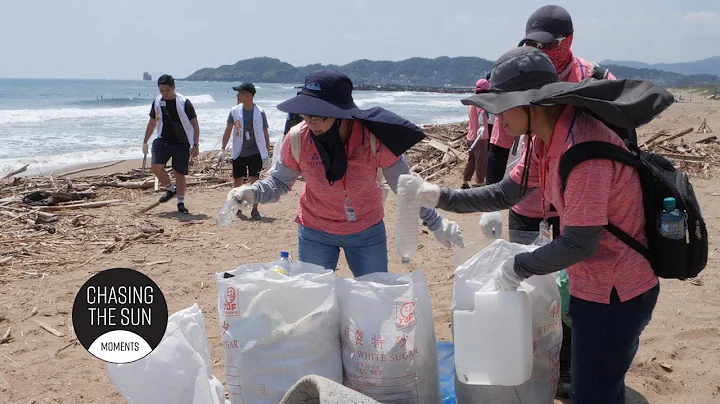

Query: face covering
left=543, top=33, right=574, bottom=77
left=310, top=120, right=348, bottom=184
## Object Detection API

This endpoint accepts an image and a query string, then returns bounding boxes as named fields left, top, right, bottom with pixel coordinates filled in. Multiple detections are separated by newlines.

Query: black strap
left=558, top=141, right=652, bottom=262
left=591, top=63, right=609, bottom=80
left=558, top=142, right=642, bottom=192
left=604, top=223, right=653, bottom=262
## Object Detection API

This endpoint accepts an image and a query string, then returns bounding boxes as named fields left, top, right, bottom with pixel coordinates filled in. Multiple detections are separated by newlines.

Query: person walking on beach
left=219, top=82, right=270, bottom=220
left=481, top=5, right=616, bottom=396
left=226, top=70, right=464, bottom=277
left=462, top=78, right=491, bottom=189
left=142, top=74, right=200, bottom=214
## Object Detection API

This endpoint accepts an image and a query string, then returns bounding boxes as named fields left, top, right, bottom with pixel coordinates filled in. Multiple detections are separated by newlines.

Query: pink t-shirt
left=491, top=56, right=616, bottom=220
left=280, top=121, right=400, bottom=235
left=509, top=106, right=658, bottom=303
left=467, top=105, right=488, bottom=142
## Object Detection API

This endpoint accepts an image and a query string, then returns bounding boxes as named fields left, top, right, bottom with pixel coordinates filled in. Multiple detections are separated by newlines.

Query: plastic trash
left=395, top=174, right=422, bottom=263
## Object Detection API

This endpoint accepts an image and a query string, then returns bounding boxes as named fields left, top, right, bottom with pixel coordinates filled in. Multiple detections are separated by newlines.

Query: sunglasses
left=524, top=37, right=566, bottom=50
left=301, top=114, right=329, bottom=124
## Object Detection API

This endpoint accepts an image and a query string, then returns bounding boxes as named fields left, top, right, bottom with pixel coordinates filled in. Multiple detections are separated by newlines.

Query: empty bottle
left=659, top=197, right=685, bottom=240
left=395, top=174, right=421, bottom=263
left=216, top=199, right=239, bottom=227
left=269, top=251, right=291, bottom=275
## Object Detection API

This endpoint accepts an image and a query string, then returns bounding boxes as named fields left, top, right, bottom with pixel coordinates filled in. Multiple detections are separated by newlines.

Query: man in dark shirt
left=142, top=74, right=200, bottom=214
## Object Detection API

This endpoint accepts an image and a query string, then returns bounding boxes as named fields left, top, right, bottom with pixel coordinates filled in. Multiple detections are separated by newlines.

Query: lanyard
left=340, top=131, right=352, bottom=198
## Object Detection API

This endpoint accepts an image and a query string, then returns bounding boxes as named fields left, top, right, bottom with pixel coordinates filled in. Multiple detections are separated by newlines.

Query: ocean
left=0, top=79, right=470, bottom=175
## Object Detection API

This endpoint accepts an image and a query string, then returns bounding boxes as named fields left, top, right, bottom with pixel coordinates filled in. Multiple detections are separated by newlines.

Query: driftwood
left=640, top=130, right=667, bottom=147
left=57, top=160, right=125, bottom=178
left=0, top=164, right=29, bottom=180
left=657, top=127, right=694, bottom=144
left=37, top=199, right=122, bottom=211
left=696, top=135, right=717, bottom=144
left=660, top=154, right=706, bottom=163
left=33, top=319, right=64, bottom=337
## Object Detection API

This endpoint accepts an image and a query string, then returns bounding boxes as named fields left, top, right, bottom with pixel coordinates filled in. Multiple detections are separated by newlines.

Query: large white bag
left=452, top=239, right=562, bottom=404
left=216, top=261, right=342, bottom=404
left=107, top=304, right=227, bottom=404
left=336, top=270, right=441, bottom=404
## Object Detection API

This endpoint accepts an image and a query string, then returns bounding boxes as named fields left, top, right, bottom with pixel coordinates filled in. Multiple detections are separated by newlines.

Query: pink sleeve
left=562, top=159, right=612, bottom=227
left=467, top=106, right=479, bottom=141
left=280, top=133, right=301, bottom=171
left=509, top=138, right=540, bottom=188
left=490, top=116, right=516, bottom=149
left=376, top=140, right=401, bottom=169
left=606, top=71, right=617, bottom=80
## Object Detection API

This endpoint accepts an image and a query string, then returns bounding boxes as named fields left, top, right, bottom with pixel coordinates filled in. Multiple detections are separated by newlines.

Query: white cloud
left=683, top=11, right=716, bottom=21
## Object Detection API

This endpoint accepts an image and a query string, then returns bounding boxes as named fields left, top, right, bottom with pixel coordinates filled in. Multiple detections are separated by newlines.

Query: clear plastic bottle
left=659, top=197, right=685, bottom=240
left=216, top=199, right=250, bottom=227
left=395, top=174, right=421, bottom=263
left=269, top=251, right=291, bottom=275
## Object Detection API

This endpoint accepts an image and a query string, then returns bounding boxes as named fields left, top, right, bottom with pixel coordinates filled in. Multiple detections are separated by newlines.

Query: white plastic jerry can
left=453, top=290, right=533, bottom=386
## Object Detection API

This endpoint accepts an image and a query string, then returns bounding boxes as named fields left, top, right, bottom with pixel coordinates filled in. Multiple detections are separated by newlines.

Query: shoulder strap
left=289, top=123, right=303, bottom=163
left=558, top=141, right=652, bottom=262
left=370, top=133, right=377, bottom=158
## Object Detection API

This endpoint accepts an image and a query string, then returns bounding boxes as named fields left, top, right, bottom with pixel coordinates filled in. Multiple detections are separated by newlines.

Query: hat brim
left=461, top=82, right=578, bottom=114
left=276, top=94, right=358, bottom=120
left=519, top=31, right=557, bottom=46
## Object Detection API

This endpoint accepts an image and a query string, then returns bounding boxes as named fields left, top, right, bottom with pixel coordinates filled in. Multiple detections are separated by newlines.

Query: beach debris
left=696, top=119, right=713, bottom=134
left=33, top=319, right=65, bottom=337
left=639, top=126, right=720, bottom=178
left=660, top=363, right=674, bottom=373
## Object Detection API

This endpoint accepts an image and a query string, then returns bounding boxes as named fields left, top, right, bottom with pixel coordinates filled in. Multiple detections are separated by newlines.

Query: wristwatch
left=193, top=143, right=199, bottom=148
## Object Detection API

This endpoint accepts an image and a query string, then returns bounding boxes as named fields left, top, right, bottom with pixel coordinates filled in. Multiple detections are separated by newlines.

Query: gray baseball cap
left=461, top=47, right=566, bottom=114
left=519, top=5, right=574, bottom=46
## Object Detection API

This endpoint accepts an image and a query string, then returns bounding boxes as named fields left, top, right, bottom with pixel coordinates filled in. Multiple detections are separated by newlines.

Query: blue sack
left=437, top=341, right=457, bottom=404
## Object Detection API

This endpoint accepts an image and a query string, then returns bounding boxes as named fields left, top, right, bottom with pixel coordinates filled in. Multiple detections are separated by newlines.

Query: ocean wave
left=0, top=94, right=216, bottom=125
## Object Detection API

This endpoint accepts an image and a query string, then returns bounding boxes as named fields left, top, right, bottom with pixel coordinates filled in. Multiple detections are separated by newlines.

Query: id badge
left=245, top=131, right=251, bottom=140
left=539, top=219, right=553, bottom=244
left=159, top=100, right=167, bottom=107
left=344, top=198, right=357, bottom=222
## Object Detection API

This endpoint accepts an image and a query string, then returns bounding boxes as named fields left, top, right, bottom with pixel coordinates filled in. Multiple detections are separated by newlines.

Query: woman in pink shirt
left=227, top=70, right=464, bottom=277
left=462, top=78, right=492, bottom=189
left=417, top=47, right=661, bottom=404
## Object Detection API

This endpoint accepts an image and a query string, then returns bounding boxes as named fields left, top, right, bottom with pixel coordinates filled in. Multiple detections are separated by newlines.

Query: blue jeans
left=297, top=221, right=388, bottom=277
left=569, top=284, right=660, bottom=403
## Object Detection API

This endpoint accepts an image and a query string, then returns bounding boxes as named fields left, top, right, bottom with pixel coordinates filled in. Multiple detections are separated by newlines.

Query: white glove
left=479, top=212, right=503, bottom=239
left=493, top=258, right=524, bottom=291
left=217, top=149, right=226, bottom=164
left=433, top=218, right=465, bottom=248
left=417, top=180, right=441, bottom=209
left=142, top=143, right=149, bottom=155
left=227, top=185, right=255, bottom=206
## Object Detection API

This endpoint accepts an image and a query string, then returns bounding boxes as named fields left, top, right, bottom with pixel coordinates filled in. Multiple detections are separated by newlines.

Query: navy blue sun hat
left=277, top=69, right=426, bottom=155
left=277, top=70, right=359, bottom=119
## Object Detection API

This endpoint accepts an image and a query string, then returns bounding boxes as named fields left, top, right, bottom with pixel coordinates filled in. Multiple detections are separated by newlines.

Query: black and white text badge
left=72, top=268, right=168, bottom=364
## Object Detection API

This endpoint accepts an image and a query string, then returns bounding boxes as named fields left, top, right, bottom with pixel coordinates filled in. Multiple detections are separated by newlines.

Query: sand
left=0, top=91, right=719, bottom=403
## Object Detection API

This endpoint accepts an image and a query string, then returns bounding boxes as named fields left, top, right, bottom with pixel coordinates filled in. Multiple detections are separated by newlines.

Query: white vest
left=230, top=104, right=268, bottom=160
left=154, top=93, right=194, bottom=145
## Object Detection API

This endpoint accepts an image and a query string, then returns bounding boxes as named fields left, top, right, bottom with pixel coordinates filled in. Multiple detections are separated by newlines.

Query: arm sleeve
left=262, top=111, right=269, bottom=130
left=514, top=225, right=603, bottom=277
left=437, top=176, right=535, bottom=213
left=382, top=156, right=443, bottom=231
left=149, top=101, right=156, bottom=119
left=227, top=112, right=234, bottom=124
left=184, top=100, right=197, bottom=120
left=251, top=161, right=300, bottom=204
left=485, top=143, right=510, bottom=185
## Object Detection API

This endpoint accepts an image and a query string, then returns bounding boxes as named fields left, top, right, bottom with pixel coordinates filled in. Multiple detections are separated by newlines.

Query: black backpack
left=533, top=78, right=708, bottom=280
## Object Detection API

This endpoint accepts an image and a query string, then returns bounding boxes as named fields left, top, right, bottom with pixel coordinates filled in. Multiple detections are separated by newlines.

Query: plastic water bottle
left=269, top=251, right=291, bottom=275
left=216, top=199, right=240, bottom=227
left=395, top=174, right=421, bottom=263
left=659, top=197, right=685, bottom=240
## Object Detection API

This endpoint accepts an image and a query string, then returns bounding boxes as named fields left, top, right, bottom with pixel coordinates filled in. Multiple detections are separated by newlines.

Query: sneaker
left=159, top=190, right=177, bottom=203
left=461, top=183, right=470, bottom=189
left=250, top=209, right=262, bottom=221
left=177, top=203, right=189, bottom=214
left=555, top=370, right=571, bottom=398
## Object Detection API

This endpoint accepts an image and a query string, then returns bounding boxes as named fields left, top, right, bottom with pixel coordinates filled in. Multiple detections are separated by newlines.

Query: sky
left=1, top=0, right=719, bottom=79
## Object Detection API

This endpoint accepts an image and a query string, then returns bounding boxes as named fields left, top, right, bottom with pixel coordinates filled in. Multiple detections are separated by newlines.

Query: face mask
left=310, top=121, right=348, bottom=184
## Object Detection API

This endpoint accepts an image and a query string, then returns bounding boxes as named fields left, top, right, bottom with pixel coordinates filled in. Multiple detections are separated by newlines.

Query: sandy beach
left=1, top=91, right=719, bottom=403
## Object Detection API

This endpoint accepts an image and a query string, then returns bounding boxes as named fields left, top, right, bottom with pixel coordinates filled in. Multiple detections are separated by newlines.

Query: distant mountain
left=602, top=56, right=720, bottom=77
left=185, top=57, right=720, bottom=88
left=185, top=57, right=495, bottom=87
